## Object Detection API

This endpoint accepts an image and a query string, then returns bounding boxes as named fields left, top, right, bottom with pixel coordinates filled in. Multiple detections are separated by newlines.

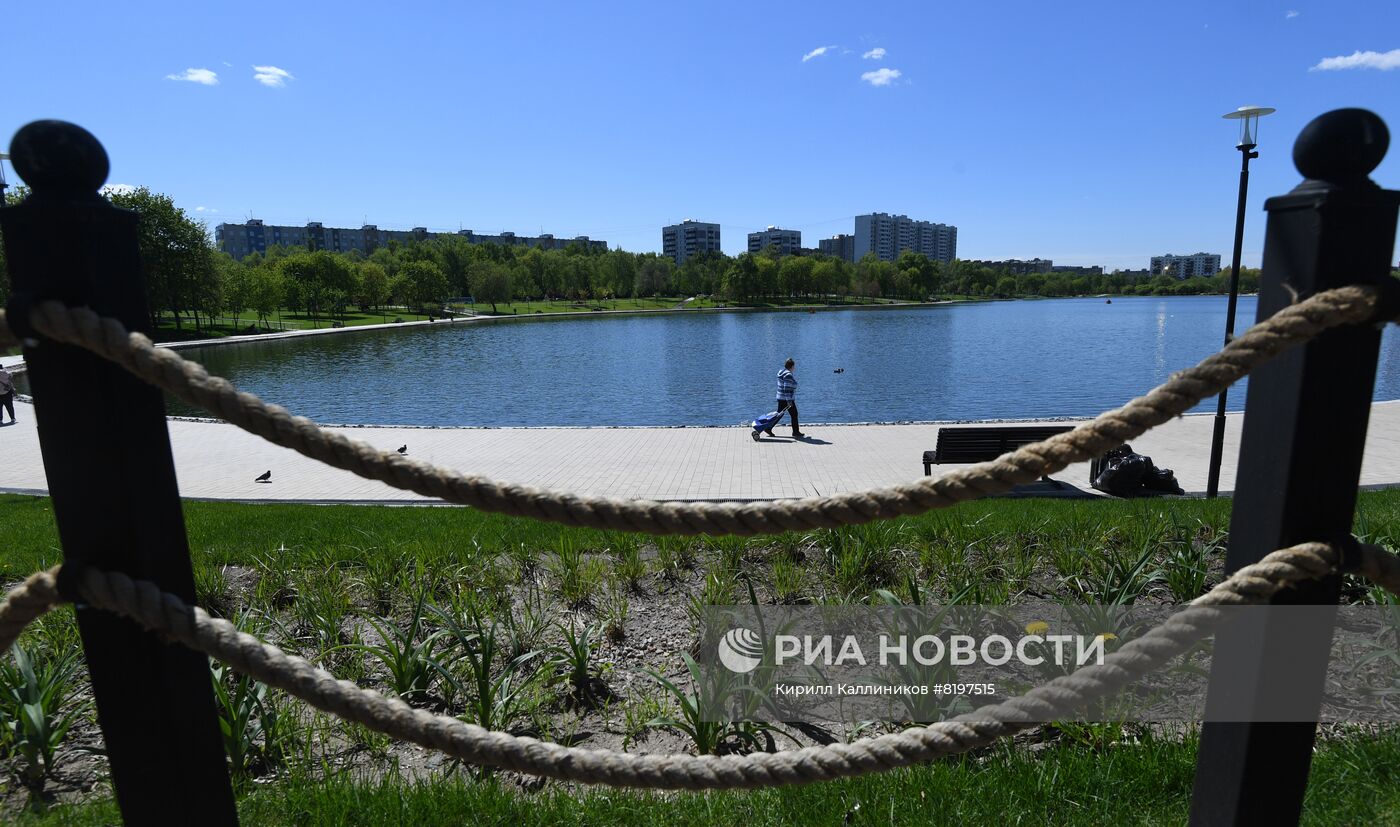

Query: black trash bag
left=1143, top=466, right=1185, bottom=495
left=1093, top=444, right=1183, bottom=497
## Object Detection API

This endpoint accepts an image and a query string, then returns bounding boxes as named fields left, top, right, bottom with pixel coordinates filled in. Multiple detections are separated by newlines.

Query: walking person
left=0, top=366, right=15, bottom=425
left=772, top=358, right=805, bottom=439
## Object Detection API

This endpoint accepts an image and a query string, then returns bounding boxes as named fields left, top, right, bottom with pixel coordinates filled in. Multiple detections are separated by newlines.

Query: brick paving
left=3, top=396, right=1399, bottom=503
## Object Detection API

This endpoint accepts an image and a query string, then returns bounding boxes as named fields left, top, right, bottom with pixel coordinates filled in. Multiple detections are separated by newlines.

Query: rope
left=0, top=285, right=1388, bottom=535
left=0, top=566, right=60, bottom=652
left=1, top=540, right=1392, bottom=789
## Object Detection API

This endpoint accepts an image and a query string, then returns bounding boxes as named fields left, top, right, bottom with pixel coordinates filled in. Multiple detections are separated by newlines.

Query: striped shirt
left=776, top=369, right=797, bottom=401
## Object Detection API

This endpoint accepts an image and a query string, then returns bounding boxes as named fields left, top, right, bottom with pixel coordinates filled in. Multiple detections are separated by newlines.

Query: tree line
left=0, top=186, right=1269, bottom=332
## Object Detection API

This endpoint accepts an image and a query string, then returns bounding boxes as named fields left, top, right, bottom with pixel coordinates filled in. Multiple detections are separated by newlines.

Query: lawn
left=146, top=295, right=940, bottom=343
left=3, top=490, right=1400, bottom=823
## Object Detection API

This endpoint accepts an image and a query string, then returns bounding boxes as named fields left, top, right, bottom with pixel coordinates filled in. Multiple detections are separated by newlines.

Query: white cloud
left=166, top=68, right=218, bottom=85
left=101, top=184, right=136, bottom=196
left=860, top=67, right=902, bottom=87
left=1311, top=49, right=1400, bottom=71
left=862, top=47, right=886, bottom=60
left=802, top=46, right=836, bottom=62
left=194, top=206, right=219, bottom=213
left=1285, top=10, right=1300, bottom=18
left=252, top=65, right=294, bottom=87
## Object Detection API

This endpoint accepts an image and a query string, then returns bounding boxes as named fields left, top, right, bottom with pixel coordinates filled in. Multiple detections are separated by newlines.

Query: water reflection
left=17, top=296, right=1399, bottom=427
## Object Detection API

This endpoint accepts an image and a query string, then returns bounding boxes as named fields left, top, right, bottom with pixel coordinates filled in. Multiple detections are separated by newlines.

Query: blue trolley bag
left=751, top=409, right=786, bottom=440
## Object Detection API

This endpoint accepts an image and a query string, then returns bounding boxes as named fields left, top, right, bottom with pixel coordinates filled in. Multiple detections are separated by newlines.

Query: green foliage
left=0, top=644, right=89, bottom=789
left=396, top=260, right=449, bottom=310
left=106, top=186, right=218, bottom=330
left=644, top=654, right=791, bottom=756
left=471, top=261, right=512, bottom=313
left=210, top=658, right=299, bottom=780
left=432, top=600, right=541, bottom=732
left=344, top=592, right=448, bottom=703
left=550, top=620, right=603, bottom=704
left=357, top=261, right=390, bottom=309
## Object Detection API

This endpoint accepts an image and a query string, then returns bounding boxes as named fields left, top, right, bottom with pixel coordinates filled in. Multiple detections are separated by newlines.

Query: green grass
left=0, top=492, right=1236, bottom=580
left=6, top=491, right=1400, bottom=824
left=143, top=295, right=935, bottom=343
left=152, top=307, right=435, bottom=341
left=13, top=731, right=1400, bottom=826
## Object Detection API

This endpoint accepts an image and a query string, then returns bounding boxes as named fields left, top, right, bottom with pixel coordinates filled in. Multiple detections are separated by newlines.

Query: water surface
left=87, top=296, right=1400, bottom=426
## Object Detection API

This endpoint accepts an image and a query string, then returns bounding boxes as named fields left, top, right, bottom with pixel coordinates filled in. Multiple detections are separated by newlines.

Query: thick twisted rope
left=0, top=566, right=60, bottom=652
left=0, top=285, right=1391, bottom=535
left=1, top=540, right=1393, bottom=789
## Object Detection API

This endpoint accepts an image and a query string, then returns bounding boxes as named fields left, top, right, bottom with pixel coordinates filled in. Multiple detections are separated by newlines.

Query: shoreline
left=3, top=397, right=1399, bottom=502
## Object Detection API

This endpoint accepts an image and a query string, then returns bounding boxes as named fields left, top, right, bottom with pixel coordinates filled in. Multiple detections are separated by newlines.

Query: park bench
left=922, top=425, right=1074, bottom=486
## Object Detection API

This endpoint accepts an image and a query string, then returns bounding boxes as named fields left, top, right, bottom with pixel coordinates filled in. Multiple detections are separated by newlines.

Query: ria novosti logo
left=715, top=626, right=1109, bottom=673
left=718, top=627, right=764, bottom=673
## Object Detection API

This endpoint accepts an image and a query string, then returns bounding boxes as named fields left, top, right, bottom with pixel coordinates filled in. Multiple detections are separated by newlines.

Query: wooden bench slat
left=923, top=425, right=1076, bottom=478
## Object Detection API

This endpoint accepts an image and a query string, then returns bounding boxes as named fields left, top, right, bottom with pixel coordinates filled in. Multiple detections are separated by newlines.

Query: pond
left=44, top=296, right=1400, bottom=427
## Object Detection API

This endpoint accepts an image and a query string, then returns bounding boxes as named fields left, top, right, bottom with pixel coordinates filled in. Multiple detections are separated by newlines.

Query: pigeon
left=397, top=445, right=408, bottom=454
left=255, top=470, right=271, bottom=483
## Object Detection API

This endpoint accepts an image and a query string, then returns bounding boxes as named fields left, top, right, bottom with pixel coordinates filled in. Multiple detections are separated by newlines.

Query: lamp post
left=1206, top=105, right=1275, bottom=498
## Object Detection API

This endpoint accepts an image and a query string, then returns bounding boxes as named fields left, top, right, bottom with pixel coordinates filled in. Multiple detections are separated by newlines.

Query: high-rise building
left=818, top=234, right=856, bottom=262
left=662, top=219, right=721, bottom=266
left=1150, top=253, right=1222, bottom=279
left=747, top=226, right=802, bottom=256
left=853, top=213, right=957, bottom=262
left=214, top=220, right=606, bottom=261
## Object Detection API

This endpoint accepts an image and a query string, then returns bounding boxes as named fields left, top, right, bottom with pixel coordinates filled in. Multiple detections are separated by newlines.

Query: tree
left=107, top=186, right=215, bottom=330
left=358, top=262, right=390, bottom=311
left=246, top=264, right=285, bottom=328
left=471, top=262, right=511, bottom=313
left=723, top=254, right=760, bottom=303
left=779, top=255, right=815, bottom=299
left=216, top=254, right=250, bottom=322
left=280, top=250, right=356, bottom=322
left=431, top=235, right=473, bottom=295
left=634, top=256, right=673, bottom=298
left=398, top=260, right=449, bottom=312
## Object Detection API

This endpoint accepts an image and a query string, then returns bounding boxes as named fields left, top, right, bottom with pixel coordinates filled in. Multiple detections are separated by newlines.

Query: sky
left=2, top=1, right=1397, bottom=270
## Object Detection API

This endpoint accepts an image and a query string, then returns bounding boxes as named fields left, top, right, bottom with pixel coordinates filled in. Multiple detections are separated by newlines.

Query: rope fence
left=0, top=284, right=1397, bottom=788
left=0, top=283, right=1395, bottom=536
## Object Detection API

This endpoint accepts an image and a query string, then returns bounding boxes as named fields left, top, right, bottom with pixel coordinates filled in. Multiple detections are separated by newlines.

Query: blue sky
left=3, top=1, right=1397, bottom=269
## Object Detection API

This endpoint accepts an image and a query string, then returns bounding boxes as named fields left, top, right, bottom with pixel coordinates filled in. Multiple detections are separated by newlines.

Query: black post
left=0, top=122, right=239, bottom=824
left=1206, top=142, right=1258, bottom=498
left=1189, top=110, right=1399, bottom=825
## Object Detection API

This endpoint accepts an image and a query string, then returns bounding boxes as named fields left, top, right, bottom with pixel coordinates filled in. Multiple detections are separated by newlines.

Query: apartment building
left=853, top=213, right=957, bottom=263
left=662, top=219, right=721, bottom=266
left=747, top=226, right=802, bottom=256
left=214, top=220, right=607, bottom=260
left=818, top=234, right=856, bottom=262
left=1150, top=253, right=1222, bottom=279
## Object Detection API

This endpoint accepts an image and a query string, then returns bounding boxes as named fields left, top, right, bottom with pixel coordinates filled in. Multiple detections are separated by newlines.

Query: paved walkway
left=3, top=397, right=1400, bottom=503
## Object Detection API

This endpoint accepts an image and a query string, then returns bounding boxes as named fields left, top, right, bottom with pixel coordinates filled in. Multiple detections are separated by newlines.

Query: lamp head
left=1223, top=105, right=1276, bottom=148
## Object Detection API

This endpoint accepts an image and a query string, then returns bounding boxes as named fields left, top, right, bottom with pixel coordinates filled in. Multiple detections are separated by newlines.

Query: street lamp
left=1206, top=105, right=1275, bottom=498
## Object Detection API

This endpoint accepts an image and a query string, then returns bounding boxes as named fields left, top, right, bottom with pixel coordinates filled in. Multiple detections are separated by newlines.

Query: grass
left=5, top=490, right=1400, bottom=822
left=143, top=294, right=935, bottom=344
left=14, top=731, right=1400, bottom=825
left=0, top=494, right=1237, bottom=583
left=152, top=307, right=436, bottom=341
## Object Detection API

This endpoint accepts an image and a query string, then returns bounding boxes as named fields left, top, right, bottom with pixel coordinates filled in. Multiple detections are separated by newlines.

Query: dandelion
left=1025, top=621, right=1049, bottom=635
